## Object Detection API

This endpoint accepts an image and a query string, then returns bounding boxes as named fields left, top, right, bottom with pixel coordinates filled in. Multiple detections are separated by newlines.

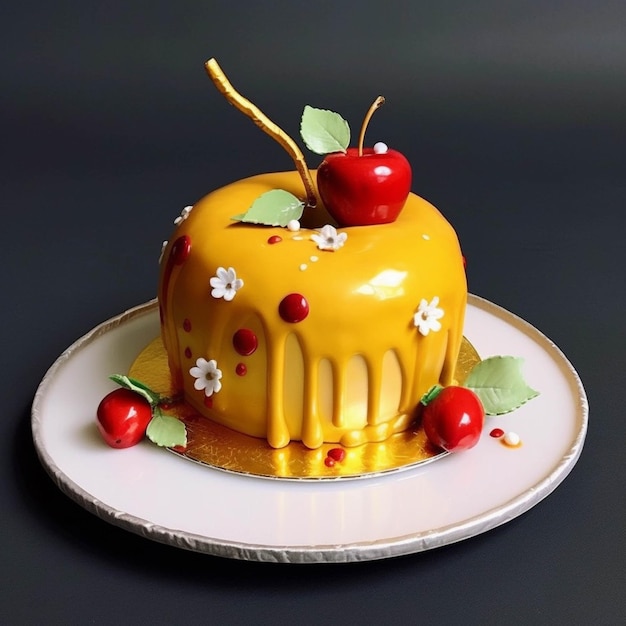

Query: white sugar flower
left=210, top=266, right=243, bottom=301
left=311, top=224, right=347, bottom=251
left=189, top=358, right=223, bottom=397
left=174, top=205, right=193, bottom=225
left=413, top=296, right=444, bottom=336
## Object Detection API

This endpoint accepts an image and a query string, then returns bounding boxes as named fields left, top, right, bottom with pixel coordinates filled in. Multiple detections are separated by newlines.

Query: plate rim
left=31, top=295, right=588, bottom=563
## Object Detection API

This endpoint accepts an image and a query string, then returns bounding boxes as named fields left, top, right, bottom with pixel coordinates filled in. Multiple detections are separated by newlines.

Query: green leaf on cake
left=146, top=411, right=187, bottom=448
left=464, top=356, right=539, bottom=415
left=109, top=374, right=160, bottom=406
left=232, top=189, right=304, bottom=227
left=300, top=105, right=350, bottom=155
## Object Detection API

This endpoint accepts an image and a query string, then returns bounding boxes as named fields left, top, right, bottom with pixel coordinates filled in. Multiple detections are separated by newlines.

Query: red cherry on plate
left=421, top=386, right=485, bottom=452
left=317, top=146, right=412, bottom=226
left=96, top=388, right=153, bottom=448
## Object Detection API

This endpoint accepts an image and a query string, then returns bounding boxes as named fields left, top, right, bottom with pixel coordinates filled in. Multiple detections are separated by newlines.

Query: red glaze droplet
left=172, top=445, right=187, bottom=453
left=279, top=293, right=309, bottom=323
left=203, top=396, right=213, bottom=408
left=183, top=318, right=192, bottom=332
left=236, top=363, right=247, bottom=376
left=233, top=329, right=258, bottom=356
left=171, top=235, right=191, bottom=265
left=184, top=347, right=192, bottom=359
left=324, top=457, right=336, bottom=468
left=268, top=235, right=282, bottom=245
left=490, top=428, right=505, bottom=438
left=328, top=448, right=345, bottom=462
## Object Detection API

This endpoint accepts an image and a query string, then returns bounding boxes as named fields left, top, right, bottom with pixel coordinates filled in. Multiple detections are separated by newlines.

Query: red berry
left=421, top=386, right=484, bottom=452
left=324, top=457, right=336, bottom=468
left=96, top=388, right=153, bottom=448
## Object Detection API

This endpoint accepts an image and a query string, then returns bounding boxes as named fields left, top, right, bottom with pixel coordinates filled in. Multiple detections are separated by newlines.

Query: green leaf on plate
left=146, top=411, right=187, bottom=448
left=109, top=374, right=160, bottom=406
left=464, top=356, right=539, bottom=415
left=232, top=189, right=304, bottom=227
left=300, top=105, right=350, bottom=155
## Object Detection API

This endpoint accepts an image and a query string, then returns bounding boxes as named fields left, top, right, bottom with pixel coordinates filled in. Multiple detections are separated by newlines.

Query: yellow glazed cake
left=97, top=60, right=539, bottom=469
left=158, top=170, right=467, bottom=449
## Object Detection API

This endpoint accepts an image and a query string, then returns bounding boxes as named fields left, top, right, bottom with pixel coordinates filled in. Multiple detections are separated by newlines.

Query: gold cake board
left=129, top=337, right=480, bottom=480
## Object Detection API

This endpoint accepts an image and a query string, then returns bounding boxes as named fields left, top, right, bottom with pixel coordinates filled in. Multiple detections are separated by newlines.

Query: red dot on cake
left=171, top=235, right=191, bottom=265
left=233, top=328, right=258, bottom=356
left=268, top=235, right=282, bottom=245
left=203, top=396, right=213, bottom=408
left=279, top=293, right=309, bottom=323
left=327, top=448, right=346, bottom=462
left=183, top=318, right=192, bottom=332
left=236, top=363, right=247, bottom=376
left=184, top=347, right=192, bottom=359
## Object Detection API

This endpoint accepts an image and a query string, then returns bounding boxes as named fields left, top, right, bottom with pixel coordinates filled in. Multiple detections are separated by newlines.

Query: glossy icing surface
left=159, top=171, right=467, bottom=449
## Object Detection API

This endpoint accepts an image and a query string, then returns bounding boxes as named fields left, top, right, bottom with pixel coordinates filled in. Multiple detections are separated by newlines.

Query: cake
left=158, top=171, right=467, bottom=449
left=97, top=59, right=538, bottom=466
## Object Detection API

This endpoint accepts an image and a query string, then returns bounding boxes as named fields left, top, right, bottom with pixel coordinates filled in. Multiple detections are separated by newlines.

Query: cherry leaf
left=464, top=356, right=539, bottom=415
left=109, top=374, right=159, bottom=406
left=300, top=105, right=350, bottom=155
left=146, top=412, right=187, bottom=448
left=232, top=189, right=304, bottom=227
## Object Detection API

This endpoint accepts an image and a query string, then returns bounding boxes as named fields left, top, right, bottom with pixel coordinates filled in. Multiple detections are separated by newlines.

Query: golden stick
left=205, top=58, right=317, bottom=208
left=358, top=96, right=385, bottom=156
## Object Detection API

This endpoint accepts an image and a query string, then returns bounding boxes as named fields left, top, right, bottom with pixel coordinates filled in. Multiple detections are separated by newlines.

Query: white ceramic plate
left=32, top=295, right=587, bottom=563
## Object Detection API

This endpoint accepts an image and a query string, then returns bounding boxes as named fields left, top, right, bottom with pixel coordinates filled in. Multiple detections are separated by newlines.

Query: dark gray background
left=3, top=1, right=625, bottom=623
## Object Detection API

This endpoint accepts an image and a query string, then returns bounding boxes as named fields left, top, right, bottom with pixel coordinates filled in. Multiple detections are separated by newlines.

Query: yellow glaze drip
left=159, top=171, right=467, bottom=449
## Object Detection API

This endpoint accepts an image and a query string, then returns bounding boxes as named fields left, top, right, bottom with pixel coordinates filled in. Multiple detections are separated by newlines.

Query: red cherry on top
left=317, top=147, right=412, bottom=227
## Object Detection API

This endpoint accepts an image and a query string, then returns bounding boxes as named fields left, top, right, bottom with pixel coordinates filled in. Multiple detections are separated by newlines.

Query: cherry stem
left=358, top=96, right=385, bottom=156
left=205, top=58, right=317, bottom=208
